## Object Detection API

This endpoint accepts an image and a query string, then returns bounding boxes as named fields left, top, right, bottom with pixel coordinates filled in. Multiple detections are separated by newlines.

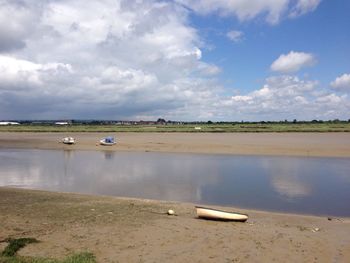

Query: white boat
left=195, top=206, right=248, bottom=222
left=62, top=137, right=75, bottom=145
left=100, top=136, right=116, bottom=146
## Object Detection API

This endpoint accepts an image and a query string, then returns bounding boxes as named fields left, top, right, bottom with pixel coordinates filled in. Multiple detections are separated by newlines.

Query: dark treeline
left=2, top=118, right=350, bottom=125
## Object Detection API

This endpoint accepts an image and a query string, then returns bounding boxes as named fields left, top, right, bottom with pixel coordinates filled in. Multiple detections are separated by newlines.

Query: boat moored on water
left=62, top=137, right=75, bottom=145
left=100, top=136, right=116, bottom=146
left=195, top=206, right=248, bottom=222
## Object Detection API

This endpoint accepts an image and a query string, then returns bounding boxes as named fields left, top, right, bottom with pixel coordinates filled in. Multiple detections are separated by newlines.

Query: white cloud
left=176, top=0, right=321, bottom=24
left=0, top=0, right=222, bottom=120
left=270, top=51, right=316, bottom=73
left=289, top=0, right=321, bottom=17
left=0, top=0, right=346, bottom=121
left=226, top=30, right=244, bottom=42
left=316, top=93, right=343, bottom=104
left=0, top=55, right=72, bottom=87
left=231, top=75, right=318, bottom=108
left=0, top=1, right=42, bottom=52
left=231, top=95, right=252, bottom=103
left=331, top=74, right=350, bottom=91
left=223, top=75, right=349, bottom=121
left=197, top=62, right=221, bottom=75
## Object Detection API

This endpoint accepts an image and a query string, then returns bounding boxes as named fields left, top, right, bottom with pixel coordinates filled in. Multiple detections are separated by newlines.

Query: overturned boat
left=100, top=136, right=116, bottom=146
left=62, top=137, right=75, bottom=145
left=195, top=206, right=248, bottom=222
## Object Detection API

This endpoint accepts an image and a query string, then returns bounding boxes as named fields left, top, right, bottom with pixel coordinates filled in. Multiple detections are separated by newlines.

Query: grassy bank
left=1, top=122, right=350, bottom=133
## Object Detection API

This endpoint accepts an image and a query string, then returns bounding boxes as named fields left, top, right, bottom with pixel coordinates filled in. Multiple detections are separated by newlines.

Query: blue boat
left=100, top=136, right=116, bottom=146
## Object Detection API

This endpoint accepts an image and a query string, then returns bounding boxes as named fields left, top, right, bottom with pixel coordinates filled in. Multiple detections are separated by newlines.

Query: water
left=1, top=148, right=350, bottom=217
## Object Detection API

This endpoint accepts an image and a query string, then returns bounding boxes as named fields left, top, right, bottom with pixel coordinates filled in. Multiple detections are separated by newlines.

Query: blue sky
left=193, top=0, right=350, bottom=92
left=0, top=0, right=349, bottom=121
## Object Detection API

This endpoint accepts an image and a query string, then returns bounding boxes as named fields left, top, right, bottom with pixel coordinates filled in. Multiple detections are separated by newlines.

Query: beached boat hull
left=100, top=141, right=116, bottom=146
left=99, top=139, right=116, bottom=146
left=195, top=206, right=248, bottom=222
left=62, top=137, right=75, bottom=145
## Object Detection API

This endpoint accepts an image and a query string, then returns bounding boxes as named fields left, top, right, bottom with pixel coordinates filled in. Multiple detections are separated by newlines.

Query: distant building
left=0, top=121, right=20, bottom=125
left=55, top=122, right=69, bottom=125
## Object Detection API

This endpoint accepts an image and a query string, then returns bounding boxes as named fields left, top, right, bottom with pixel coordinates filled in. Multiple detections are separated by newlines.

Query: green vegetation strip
left=0, top=252, right=96, bottom=263
left=1, top=122, right=350, bottom=132
left=1, top=238, right=39, bottom=257
left=0, top=238, right=96, bottom=263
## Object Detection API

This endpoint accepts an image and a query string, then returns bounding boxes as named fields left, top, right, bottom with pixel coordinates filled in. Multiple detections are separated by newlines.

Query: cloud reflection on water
left=261, top=158, right=313, bottom=200
left=1, top=149, right=350, bottom=216
left=0, top=149, right=211, bottom=203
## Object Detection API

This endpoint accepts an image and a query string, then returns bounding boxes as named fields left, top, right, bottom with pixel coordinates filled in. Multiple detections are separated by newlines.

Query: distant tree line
left=4, top=118, right=350, bottom=125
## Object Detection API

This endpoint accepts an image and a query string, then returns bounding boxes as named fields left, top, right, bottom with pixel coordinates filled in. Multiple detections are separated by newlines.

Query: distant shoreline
left=1, top=122, right=350, bottom=133
left=0, top=132, right=350, bottom=157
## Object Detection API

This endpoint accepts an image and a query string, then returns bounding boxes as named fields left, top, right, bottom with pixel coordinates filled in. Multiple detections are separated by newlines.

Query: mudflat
left=1, top=132, right=350, bottom=157
left=1, top=188, right=349, bottom=263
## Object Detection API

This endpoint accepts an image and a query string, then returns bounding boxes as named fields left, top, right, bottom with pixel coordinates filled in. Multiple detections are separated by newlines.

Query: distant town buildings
left=0, top=122, right=20, bottom=125
left=54, top=122, right=69, bottom=125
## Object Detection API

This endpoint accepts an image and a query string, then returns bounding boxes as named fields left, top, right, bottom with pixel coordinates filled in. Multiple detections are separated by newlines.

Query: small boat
left=195, top=206, right=248, bottom=222
left=62, top=137, right=75, bottom=145
left=100, top=136, right=116, bottom=146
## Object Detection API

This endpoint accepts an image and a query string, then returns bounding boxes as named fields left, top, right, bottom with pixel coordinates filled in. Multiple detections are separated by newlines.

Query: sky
left=0, top=0, right=349, bottom=121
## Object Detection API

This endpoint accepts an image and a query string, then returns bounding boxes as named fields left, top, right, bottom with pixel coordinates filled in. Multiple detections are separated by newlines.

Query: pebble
left=167, top=209, right=175, bottom=215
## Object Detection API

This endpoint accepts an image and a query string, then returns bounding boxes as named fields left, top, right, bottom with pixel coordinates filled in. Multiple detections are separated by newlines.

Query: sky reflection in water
left=0, top=149, right=349, bottom=216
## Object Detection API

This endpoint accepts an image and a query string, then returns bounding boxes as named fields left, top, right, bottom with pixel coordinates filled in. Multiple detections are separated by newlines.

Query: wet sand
left=1, top=132, right=350, bottom=262
left=1, top=132, right=350, bottom=157
left=1, top=188, right=350, bottom=263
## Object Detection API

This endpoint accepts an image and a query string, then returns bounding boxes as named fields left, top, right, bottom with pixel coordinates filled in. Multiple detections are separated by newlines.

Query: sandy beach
left=1, top=188, right=350, bottom=263
left=1, top=132, right=350, bottom=262
left=1, top=132, right=350, bottom=157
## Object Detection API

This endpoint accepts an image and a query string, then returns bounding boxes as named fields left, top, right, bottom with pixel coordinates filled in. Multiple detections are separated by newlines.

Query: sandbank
left=1, top=132, right=350, bottom=157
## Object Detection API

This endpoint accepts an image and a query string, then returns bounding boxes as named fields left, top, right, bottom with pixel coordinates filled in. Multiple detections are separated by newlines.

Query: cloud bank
left=1, top=0, right=348, bottom=121
left=0, top=0, right=218, bottom=120
left=224, top=75, right=349, bottom=121
left=331, top=74, right=350, bottom=91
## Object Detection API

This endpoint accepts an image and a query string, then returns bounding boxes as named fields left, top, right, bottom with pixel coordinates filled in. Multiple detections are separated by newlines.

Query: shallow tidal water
left=1, top=148, right=350, bottom=217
